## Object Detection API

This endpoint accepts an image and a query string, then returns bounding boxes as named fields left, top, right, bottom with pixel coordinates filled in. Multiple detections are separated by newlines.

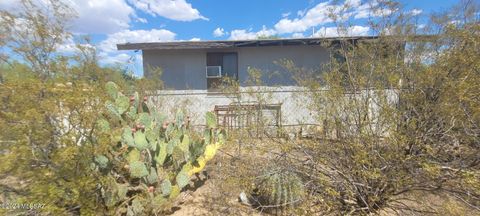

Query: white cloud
left=0, top=0, right=20, bottom=10
left=348, top=25, right=370, bottom=36
left=291, top=32, right=305, bottom=38
left=229, top=26, right=276, bottom=40
left=136, top=17, right=148, bottom=23
left=99, top=29, right=176, bottom=53
left=312, top=25, right=370, bottom=37
left=345, top=0, right=361, bottom=7
left=1, top=0, right=205, bottom=34
left=97, top=28, right=175, bottom=65
left=229, top=29, right=256, bottom=40
left=281, top=12, right=291, bottom=18
left=275, top=1, right=333, bottom=34
left=98, top=52, right=143, bottom=77
left=56, top=37, right=96, bottom=53
left=0, top=0, right=137, bottom=34
left=99, top=52, right=131, bottom=65
left=213, top=27, right=225, bottom=37
left=256, top=26, right=276, bottom=38
left=69, top=0, right=136, bottom=34
left=274, top=0, right=393, bottom=34
left=189, top=37, right=201, bottom=41
left=127, top=0, right=207, bottom=21
left=354, top=1, right=394, bottom=19
left=410, top=9, right=422, bottom=16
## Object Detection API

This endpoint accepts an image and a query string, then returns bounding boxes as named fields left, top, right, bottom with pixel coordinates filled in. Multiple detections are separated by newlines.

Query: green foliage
left=94, top=82, right=226, bottom=214
left=0, top=1, right=182, bottom=215
left=0, top=65, right=107, bottom=214
left=94, top=155, right=109, bottom=169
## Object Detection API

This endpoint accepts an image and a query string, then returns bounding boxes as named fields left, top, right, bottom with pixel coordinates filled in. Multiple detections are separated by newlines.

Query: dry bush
left=286, top=0, right=480, bottom=214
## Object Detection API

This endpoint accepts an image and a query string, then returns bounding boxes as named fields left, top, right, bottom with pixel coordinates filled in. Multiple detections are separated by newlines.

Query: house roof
left=116, top=36, right=382, bottom=51
left=117, top=35, right=436, bottom=51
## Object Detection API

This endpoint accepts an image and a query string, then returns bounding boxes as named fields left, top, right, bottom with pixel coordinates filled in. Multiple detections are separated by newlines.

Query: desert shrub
left=0, top=65, right=106, bottom=215
left=0, top=1, right=159, bottom=214
left=92, top=82, right=226, bottom=215
left=287, top=1, right=480, bottom=214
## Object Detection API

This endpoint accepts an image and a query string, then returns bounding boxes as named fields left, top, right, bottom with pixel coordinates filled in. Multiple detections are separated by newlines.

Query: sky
left=0, top=0, right=461, bottom=76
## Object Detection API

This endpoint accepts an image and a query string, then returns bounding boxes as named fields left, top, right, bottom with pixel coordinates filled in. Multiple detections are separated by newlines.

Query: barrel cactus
left=93, top=81, right=225, bottom=214
left=252, top=167, right=305, bottom=210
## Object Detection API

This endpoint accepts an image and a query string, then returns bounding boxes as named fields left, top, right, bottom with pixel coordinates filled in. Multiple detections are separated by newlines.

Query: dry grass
left=166, top=136, right=480, bottom=216
left=379, top=191, right=479, bottom=216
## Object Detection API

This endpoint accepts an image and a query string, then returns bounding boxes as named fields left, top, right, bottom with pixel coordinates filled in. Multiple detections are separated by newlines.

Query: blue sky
left=0, top=0, right=461, bottom=76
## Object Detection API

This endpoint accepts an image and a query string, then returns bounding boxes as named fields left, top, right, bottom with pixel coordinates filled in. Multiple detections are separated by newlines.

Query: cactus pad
left=129, top=161, right=148, bottom=178
left=146, top=167, right=158, bottom=184
left=169, top=185, right=181, bottom=199
left=134, top=131, right=149, bottom=150
left=115, top=94, right=130, bottom=114
left=126, top=149, right=140, bottom=163
left=154, top=141, right=167, bottom=165
left=121, top=127, right=134, bottom=145
left=160, top=179, right=172, bottom=197
left=206, top=111, right=217, bottom=128
left=96, top=118, right=110, bottom=132
left=176, top=170, right=190, bottom=189
left=176, top=110, right=184, bottom=126
left=105, top=81, right=119, bottom=99
left=96, top=82, right=226, bottom=214
left=138, top=113, right=152, bottom=128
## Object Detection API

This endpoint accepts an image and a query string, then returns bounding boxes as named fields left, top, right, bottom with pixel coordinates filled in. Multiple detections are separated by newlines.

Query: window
left=206, top=66, right=222, bottom=78
left=206, top=52, right=238, bottom=90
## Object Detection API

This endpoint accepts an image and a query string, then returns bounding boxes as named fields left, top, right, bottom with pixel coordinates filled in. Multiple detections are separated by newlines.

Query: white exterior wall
left=147, top=87, right=399, bottom=136
left=148, top=86, right=316, bottom=127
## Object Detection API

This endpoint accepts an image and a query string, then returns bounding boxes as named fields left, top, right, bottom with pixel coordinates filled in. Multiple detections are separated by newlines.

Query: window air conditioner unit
left=206, top=66, right=222, bottom=78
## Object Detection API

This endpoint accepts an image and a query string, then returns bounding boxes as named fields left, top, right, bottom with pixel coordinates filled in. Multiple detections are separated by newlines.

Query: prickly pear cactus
left=93, top=81, right=226, bottom=214
left=253, top=167, right=305, bottom=209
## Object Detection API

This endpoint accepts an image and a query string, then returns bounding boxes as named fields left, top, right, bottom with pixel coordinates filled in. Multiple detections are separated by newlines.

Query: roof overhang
left=116, top=35, right=435, bottom=51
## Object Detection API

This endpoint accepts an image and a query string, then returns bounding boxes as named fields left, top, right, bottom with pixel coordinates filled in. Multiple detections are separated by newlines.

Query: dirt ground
left=168, top=176, right=262, bottom=216
left=167, top=138, right=275, bottom=216
left=168, top=168, right=480, bottom=216
left=165, top=138, right=480, bottom=216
